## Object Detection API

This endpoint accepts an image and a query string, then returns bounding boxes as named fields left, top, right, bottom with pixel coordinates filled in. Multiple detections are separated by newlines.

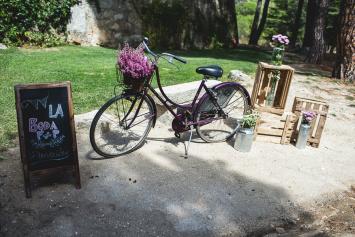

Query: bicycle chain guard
left=172, top=108, right=192, bottom=133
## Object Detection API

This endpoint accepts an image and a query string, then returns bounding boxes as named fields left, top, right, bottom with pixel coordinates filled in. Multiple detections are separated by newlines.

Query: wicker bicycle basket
left=116, top=65, right=146, bottom=92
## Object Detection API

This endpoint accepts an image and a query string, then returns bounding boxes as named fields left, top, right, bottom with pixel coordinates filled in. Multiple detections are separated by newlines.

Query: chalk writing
left=49, top=104, right=64, bottom=118
left=21, top=96, right=48, bottom=110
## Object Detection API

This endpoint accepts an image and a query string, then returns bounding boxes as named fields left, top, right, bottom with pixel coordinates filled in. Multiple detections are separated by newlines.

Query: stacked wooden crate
left=291, top=97, right=329, bottom=147
left=256, top=112, right=298, bottom=144
left=251, top=62, right=297, bottom=145
left=251, top=62, right=294, bottom=115
left=251, top=62, right=329, bottom=147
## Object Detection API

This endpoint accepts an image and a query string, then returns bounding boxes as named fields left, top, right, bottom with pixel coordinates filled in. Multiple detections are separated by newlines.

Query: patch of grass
left=330, top=113, right=337, bottom=117
left=0, top=46, right=269, bottom=150
left=348, top=104, right=355, bottom=108
left=345, top=95, right=355, bottom=101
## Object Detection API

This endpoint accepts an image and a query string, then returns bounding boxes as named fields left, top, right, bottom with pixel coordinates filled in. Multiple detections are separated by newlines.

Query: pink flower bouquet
left=302, top=111, right=316, bottom=125
left=271, top=34, right=289, bottom=47
left=117, top=43, right=154, bottom=80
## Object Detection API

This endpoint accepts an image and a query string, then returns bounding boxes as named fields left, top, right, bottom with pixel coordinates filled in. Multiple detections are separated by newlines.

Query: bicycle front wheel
left=90, top=94, right=154, bottom=157
left=195, top=83, right=250, bottom=143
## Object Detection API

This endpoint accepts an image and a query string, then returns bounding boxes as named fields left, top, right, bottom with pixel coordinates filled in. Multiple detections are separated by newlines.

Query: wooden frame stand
left=256, top=112, right=298, bottom=144
left=15, top=82, right=81, bottom=198
left=251, top=62, right=294, bottom=115
left=291, top=97, right=329, bottom=148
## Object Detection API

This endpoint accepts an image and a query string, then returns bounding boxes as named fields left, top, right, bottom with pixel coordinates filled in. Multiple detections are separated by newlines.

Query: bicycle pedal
left=174, top=132, right=180, bottom=138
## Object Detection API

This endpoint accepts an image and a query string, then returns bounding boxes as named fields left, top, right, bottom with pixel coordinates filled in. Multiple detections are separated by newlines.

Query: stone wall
left=67, top=0, right=238, bottom=49
left=67, top=0, right=143, bottom=48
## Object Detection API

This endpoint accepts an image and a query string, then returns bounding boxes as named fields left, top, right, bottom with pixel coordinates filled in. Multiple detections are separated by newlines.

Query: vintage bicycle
left=90, top=38, right=252, bottom=158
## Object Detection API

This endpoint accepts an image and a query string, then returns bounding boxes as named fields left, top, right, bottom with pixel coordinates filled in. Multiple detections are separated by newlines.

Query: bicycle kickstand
left=184, top=126, right=193, bottom=159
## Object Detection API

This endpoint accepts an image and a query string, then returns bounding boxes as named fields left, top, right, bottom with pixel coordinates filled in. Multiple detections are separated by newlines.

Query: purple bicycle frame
left=138, top=65, right=251, bottom=130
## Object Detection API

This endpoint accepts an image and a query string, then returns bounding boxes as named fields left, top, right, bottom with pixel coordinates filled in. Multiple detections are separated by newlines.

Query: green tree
left=249, top=0, right=271, bottom=45
left=0, top=0, right=78, bottom=46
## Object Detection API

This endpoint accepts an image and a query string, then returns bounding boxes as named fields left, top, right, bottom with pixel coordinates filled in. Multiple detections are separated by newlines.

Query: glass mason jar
left=271, top=47, right=284, bottom=66
left=266, top=77, right=277, bottom=106
left=266, top=70, right=280, bottom=107
left=295, top=123, right=310, bottom=149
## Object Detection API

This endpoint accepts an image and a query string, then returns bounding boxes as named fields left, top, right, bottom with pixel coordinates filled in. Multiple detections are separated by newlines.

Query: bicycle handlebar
left=142, top=37, right=187, bottom=64
left=161, top=53, right=187, bottom=64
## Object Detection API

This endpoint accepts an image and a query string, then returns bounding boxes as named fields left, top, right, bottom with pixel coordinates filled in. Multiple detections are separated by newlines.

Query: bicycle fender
left=193, top=82, right=252, bottom=120
left=212, top=82, right=252, bottom=106
left=145, top=93, right=157, bottom=128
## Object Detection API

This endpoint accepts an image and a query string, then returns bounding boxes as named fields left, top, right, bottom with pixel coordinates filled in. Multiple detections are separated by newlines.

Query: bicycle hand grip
left=162, top=53, right=187, bottom=64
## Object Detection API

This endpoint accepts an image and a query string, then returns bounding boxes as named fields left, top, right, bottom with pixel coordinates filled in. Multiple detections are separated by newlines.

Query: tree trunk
left=332, top=0, right=355, bottom=81
left=303, top=0, right=317, bottom=48
left=254, top=0, right=270, bottom=45
left=249, top=0, right=263, bottom=45
left=304, top=0, right=329, bottom=64
left=134, top=0, right=238, bottom=49
left=186, top=0, right=238, bottom=48
left=290, top=0, right=305, bottom=48
left=224, top=0, right=239, bottom=46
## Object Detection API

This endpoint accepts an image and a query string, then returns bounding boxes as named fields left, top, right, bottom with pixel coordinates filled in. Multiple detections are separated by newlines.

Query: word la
left=49, top=104, right=64, bottom=119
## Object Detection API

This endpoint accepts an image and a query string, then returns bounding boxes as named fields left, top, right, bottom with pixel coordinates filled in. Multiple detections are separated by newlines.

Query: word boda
left=28, top=103, right=64, bottom=141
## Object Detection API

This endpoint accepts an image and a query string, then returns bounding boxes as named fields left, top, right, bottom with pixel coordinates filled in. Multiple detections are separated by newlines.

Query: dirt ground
left=0, top=64, right=355, bottom=237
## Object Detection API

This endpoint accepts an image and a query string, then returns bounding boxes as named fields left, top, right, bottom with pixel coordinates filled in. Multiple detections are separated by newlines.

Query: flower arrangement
left=241, top=112, right=260, bottom=129
left=301, top=111, right=316, bottom=125
left=271, top=34, right=290, bottom=47
left=270, top=34, right=289, bottom=66
left=117, top=43, right=154, bottom=80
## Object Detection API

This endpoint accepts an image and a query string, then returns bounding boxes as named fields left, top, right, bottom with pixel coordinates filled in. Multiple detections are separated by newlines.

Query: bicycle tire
left=90, top=93, right=154, bottom=158
left=195, top=83, right=250, bottom=143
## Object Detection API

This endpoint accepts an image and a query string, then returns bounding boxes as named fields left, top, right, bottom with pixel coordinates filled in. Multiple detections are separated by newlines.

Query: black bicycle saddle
left=196, top=65, right=223, bottom=78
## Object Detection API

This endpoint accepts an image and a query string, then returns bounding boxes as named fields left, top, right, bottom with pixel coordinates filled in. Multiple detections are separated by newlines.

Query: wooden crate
left=251, top=62, right=294, bottom=115
left=256, top=112, right=298, bottom=144
left=291, top=97, right=329, bottom=148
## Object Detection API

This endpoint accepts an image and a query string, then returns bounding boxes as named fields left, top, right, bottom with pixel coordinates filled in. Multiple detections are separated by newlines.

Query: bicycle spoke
left=196, top=85, right=248, bottom=142
left=90, top=94, right=154, bottom=157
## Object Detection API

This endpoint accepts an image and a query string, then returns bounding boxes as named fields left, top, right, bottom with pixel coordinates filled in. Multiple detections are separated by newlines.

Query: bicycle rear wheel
left=90, top=94, right=154, bottom=157
left=195, top=83, right=250, bottom=142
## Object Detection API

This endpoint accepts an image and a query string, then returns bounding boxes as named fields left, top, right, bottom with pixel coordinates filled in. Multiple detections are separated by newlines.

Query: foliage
left=140, top=0, right=187, bottom=49
left=237, top=0, right=301, bottom=46
left=236, top=0, right=257, bottom=43
left=263, top=0, right=302, bottom=46
left=241, top=112, right=260, bottom=129
left=325, top=0, right=341, bottom=49
left=117, top=44, right=154, bottom=79
left=237, top=0, right=340, bottom=48
left=0, top=0, right=78, bottom=47
left=24, top=31, right=66, bottom=47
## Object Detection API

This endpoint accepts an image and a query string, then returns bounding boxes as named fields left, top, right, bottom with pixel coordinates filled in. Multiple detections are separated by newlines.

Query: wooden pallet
left=291, top=97, right=329, bottom=148
left=251, top=62, right=295, bottom=115
left=256, top=112, right=298, bottom=144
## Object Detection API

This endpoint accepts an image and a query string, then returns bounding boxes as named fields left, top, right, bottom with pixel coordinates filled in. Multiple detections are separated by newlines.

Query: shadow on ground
left=0, top=125, right=323, bottom=237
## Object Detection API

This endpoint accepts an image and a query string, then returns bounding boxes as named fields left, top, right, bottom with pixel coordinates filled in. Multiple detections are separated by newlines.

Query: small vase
left=295, top=123, right=310, bottom=149
left=271, top=47, right=284, bottom=66
left=234, top=128, right=254, bottom=152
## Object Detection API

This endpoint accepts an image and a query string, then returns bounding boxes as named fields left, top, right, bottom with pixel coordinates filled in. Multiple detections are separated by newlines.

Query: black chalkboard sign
left=15, top=82, right=81, bottom=198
